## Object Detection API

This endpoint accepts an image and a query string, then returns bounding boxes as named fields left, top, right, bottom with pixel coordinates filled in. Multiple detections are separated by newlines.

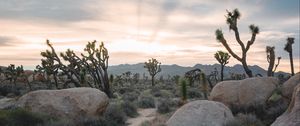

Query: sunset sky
left=0, top=0, right=299, bottom=72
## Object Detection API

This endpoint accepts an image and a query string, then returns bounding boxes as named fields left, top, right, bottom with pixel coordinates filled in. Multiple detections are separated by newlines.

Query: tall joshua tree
left=40, top=40, right=112, bottom=97
left=144, top=58, right=161, bottom=86
left=215, top=9, right=259, bottom=77
left=284, top=37, right=295, bottom=76
left=214, top=51, right=230, bottom=81
left=266, top=46, right=275, bottom=77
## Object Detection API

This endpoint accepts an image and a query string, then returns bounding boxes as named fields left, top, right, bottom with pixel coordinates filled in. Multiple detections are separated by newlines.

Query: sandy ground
left=127, top=108, right=156, bottom=126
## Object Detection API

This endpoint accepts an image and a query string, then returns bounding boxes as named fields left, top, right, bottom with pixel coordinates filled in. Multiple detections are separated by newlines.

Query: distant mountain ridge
left=108, top=63, right=289, bottom=78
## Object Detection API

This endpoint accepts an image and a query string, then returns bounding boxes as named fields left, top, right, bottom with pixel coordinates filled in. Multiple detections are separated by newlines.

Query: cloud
left=0, top=36, right=22, bottom=47
left=0, top=0, right=299, bottom=72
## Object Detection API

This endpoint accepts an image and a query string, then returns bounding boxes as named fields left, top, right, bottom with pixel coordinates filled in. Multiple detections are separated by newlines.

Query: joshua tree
left=214, top=51, right=230, bottom=81
left=184, top=68, right=202, bottom=86
left=266, top=46, right=275, bottom=77
left=144, top=58, right=161, bottom=86
left=284, top=37, right=295, bottom=76
left=39, top=40, right=112, bottom=97
left=215, top=9, right=259, bottom=77
left=2, top=64, right=24, bottom=89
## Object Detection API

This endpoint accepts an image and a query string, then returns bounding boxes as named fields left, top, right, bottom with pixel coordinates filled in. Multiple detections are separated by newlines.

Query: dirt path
left=127, top=108, right=156, bottom=126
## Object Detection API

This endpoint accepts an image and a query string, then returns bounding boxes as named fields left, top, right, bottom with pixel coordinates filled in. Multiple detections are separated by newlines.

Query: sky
left=0, top=0, right=299, bottom=73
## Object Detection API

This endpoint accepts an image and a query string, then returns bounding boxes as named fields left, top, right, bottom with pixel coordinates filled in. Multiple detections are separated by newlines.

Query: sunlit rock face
left=271, top=84, right=300, bottom=126
left=17, top=87, right=109, bottom=121
left=282, top=73, right=300, bottom=100
left=210, top=77, right=279, bottom=108
left=166, top=100, right=234, bottom=126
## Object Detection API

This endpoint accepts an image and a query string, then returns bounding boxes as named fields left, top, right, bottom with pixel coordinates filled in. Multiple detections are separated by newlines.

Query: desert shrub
left=0, top=85, right=21, bottom=96
left=103, top=102, right=127, bottom=126
left=150, top=86, right=162, bottom=97
left=157, top=98, right=176, bottom=114
left=224, top=113, right=265, bottom=126
left=121, top=100, right=138, bottom=117
left=187, top=88, right=202, bottom=99
left=0, top=108, right=52, bottom=126
left=118, top=87, right=136, bottom=94
left=122, top=91, right=139, bottom=101
left=138, top=95, right=155, bottom=108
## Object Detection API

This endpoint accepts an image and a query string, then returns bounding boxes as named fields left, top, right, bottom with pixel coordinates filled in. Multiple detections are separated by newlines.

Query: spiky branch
left=215, top=9, right=259, bottom=77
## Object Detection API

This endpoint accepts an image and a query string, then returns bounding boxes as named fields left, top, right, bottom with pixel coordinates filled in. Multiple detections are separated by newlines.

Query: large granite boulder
left=17, top=87, right=109, bottom=120
left=271, top=84, right=300, bottom=126
left=282, top=73, right=300, bottom=99
left=210, top=77, right=279, bottom=108
left=166, top=100, right=233, bottom=126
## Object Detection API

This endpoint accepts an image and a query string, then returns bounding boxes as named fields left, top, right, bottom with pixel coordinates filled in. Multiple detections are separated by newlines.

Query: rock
left=0, top=97, right=17, bottom=109
left=282, top=73, right=300, bottom=99
left=271, top=84, right=300, bottom=126
left=17, top=87, right=109, bottom=121
left=210, top=77, right=279, bottom=108
left=166, top=100, right=233, bottom=126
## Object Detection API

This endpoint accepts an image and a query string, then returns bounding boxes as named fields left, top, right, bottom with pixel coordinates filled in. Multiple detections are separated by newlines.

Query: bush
left=225, top=113, right=265, bottom=126
left=157, top=98, right=176, bottom=114
left=187, top=88, right=202, bottom=99
left=122, top=92, right=139, bottom=101
left=103, top=102, right=127, bottom=126
left=121, top=100, right=138, bottom=117
left=138, top=95, right=155, bottom=108
left=0, top=108, right=52, bottom=126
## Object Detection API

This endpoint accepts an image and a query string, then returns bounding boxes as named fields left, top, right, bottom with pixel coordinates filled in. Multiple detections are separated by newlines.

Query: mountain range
left=108, top=63, right=289, bottom=78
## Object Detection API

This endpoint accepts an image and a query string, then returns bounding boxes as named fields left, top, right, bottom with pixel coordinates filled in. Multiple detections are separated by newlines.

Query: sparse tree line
left=0, top=8, right=297, bottom=98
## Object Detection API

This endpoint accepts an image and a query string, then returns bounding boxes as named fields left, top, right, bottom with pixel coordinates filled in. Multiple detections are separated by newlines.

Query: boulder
left=282, top=73, right=300, bottom=99
left=166, top=100, right=233, bottom=126
left=210, top=77, right=279, bottom=108
left=17, top=87, right=109, bottom=120
left=271, top=83, right=300, bottom=126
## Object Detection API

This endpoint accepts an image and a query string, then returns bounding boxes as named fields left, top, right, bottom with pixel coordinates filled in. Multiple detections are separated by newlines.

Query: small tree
left=284, top=37, right=295, bottom=76
left=214, top=51, right=230, bottom=81
left=3, top=64, right=24, bottom=89
left=144, top=58, right=161, bottom=86
left=215, top=9, right=259, bottom=77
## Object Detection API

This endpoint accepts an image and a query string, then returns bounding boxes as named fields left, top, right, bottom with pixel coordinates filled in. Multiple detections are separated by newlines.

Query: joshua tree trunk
left=103, top=69, right=112, bottom=98
left=267, top=52, right=275, bottom=76
left=289, top=52, right=294, bottom=76
left=242, top=59, right=253, bottom=77
left=151, top=75, right=155, bottom=86
left=221, top=65, right=224, bottom=81
left=53, top=74, right=58, bottom=89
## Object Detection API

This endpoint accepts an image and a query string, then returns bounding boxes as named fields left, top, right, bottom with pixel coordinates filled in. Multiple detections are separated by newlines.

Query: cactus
left=144, top=58, right=161, bottom=86
left=200, top=73, right=208, bottom=100
left=215, top=9, right=259, bottom=77
left=180, top=78, right=187, bottom=104
left=109, top=74, right=114, bottom=84
left=214, top=51, right=230, bottom=81
left=284, top=37, right=295, bottom=76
